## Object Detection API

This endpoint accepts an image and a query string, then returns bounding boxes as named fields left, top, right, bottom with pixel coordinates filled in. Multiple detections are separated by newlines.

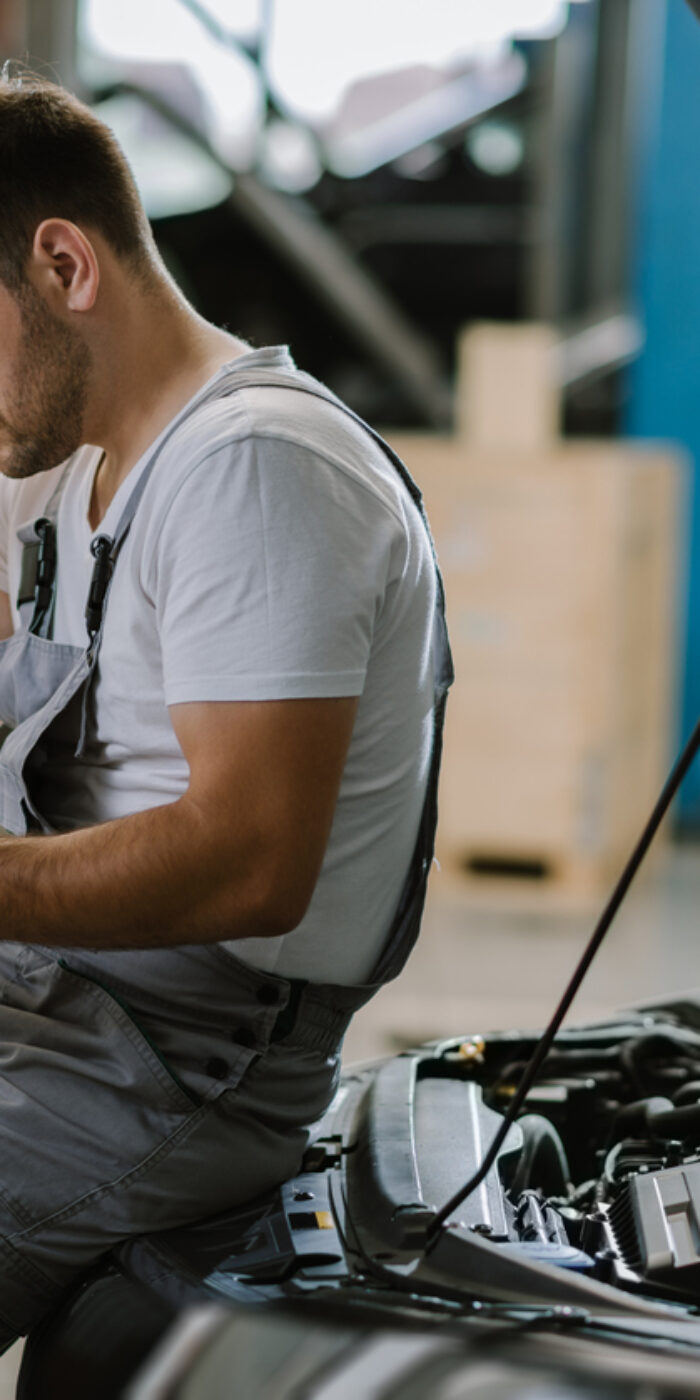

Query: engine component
left=608, top=1161, right=700, bottom=1285
left=350, top=1058, right=524, bottom=1249
left=509, top=1114, right=571, bottom=1197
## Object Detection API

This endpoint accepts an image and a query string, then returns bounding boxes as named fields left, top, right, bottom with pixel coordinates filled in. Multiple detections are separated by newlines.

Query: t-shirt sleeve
left=151, top=434, right=397, bottom=704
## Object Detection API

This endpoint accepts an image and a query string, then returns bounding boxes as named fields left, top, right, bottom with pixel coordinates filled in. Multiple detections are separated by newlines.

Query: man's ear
left=29, top=219, right=99, bottom=313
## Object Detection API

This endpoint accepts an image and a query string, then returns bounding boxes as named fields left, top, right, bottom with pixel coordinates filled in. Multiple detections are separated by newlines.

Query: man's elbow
left=217, top=863, right=315, bottom=941
left=251, top=884, right=310, bottom=938
left=173, top=800, right=320, bottom=943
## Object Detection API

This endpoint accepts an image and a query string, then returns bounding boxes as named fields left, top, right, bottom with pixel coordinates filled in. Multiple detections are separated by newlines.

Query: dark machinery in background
left=0, top=0, right=658, bottom=432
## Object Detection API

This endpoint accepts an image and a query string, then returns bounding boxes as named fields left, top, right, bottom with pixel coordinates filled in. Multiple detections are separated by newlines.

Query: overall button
left=256, top=984, right=279, bottom=1006
left=230, top=1027, right=257, bottom=1049
left=206, top=1057, right=229, bottom=1080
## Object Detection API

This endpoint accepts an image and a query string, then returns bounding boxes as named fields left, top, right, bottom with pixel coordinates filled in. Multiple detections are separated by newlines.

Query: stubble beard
left=0, top=283, right=92, bottom=480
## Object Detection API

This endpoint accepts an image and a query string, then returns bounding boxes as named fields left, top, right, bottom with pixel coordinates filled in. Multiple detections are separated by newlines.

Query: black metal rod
left=425, top=712, right=700, bottom=1250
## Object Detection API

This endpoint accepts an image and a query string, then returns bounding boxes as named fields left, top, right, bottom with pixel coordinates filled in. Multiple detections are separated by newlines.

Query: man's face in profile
left=0, top=275, right=91, bottom=480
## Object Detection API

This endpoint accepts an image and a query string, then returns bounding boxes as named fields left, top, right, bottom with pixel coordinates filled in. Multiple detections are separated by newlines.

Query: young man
left=0, top=73, right=450, bottom=1344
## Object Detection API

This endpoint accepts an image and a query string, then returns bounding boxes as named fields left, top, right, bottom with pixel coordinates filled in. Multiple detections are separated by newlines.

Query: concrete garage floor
left=343, top=841, right=700, bottom=1065
left=0, top=840, right=697, bottom=1393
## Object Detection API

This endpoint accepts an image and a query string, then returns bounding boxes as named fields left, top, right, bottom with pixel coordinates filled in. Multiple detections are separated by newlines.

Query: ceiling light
left=466, top=119, right=524, bottom=176
left=257, top=118, right=323, bottom=192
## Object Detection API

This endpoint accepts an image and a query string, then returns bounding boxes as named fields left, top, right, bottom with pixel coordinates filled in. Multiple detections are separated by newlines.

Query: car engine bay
left=21, top=998, right=700, bottom=1400
left=104, top=996, right=700, bottom=1323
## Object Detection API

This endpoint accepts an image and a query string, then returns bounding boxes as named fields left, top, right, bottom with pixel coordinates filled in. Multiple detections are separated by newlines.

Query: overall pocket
left=0, top=955, right=209, bottom=1228
left=55, top=959, right=203, bottom=1111
left=53, top=945, right=268, bottom=1106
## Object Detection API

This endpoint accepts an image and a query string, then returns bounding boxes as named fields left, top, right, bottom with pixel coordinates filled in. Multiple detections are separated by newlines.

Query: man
left=0, top=72, right=450, bottom=1345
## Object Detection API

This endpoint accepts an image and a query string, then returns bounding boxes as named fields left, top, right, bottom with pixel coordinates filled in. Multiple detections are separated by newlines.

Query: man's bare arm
left=0, top=695, right=359, bottom=948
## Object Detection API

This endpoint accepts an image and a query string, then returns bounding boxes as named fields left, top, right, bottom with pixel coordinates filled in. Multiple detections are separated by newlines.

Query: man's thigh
left=0, top=946, right=338, bottom=1339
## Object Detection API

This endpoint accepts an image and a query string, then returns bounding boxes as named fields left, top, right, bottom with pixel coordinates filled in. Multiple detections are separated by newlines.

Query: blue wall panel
left=625, top=0, right=700, bottom=825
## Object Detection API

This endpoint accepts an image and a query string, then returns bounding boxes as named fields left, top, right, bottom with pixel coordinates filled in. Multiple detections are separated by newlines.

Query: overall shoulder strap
left=207, top=372, right=453, bottom=993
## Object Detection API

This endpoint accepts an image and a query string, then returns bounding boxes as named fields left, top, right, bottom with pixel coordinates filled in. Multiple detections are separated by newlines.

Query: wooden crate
left=384, top=324, right=688, bottom=903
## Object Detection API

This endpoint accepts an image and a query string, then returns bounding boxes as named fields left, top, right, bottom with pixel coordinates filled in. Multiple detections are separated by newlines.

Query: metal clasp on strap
left=85, top=534, right=115, bottom=646
left=24, top=517, right=58, bottom=638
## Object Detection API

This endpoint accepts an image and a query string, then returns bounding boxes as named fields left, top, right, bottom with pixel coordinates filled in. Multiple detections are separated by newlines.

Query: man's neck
left=86, top=296, right=251, bottom=530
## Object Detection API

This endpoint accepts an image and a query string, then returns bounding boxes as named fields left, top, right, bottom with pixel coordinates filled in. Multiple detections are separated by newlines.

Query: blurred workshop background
left=1, top=0, right=700, bottom=1119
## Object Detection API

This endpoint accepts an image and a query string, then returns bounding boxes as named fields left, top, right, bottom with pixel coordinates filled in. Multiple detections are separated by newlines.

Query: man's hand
left=0, top=695, right=358, bottom=948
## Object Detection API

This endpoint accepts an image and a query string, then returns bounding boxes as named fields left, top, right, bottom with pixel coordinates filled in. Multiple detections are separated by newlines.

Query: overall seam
left=7, top=1100, right=211, bottom=1245
left=56, top=961, right=203, bottom=1111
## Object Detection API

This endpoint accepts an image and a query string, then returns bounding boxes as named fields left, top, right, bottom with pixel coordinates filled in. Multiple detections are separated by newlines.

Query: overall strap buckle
left=19, top=517, right=58, bottom=638
left=85, top=534, right=115, bottom=645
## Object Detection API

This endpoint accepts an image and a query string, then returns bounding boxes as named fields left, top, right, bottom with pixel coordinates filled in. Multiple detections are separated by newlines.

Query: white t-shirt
left=0, top=346, right=437, bottom=985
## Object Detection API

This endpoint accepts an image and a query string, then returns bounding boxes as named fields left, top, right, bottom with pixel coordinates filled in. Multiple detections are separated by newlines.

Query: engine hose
left=653, top=1065, right=697, bottom=1088
left=612, top=1096, right=674, bottom=1140
left=646, top=1099, right=700, bottom=1142
left=496, top=1033, right=700, bottom=1094
left=610, top=1095, right=700, bottom=1145
left=498, top=1046, right=621, bottom=1081
left=496, top=1062, right=624, bottom=1093
left=509, top=1114, right=571, bottom=1198
left=672, top=1080, right=700, bottom=1106
left=619, top=1033, right=700, bottom=1094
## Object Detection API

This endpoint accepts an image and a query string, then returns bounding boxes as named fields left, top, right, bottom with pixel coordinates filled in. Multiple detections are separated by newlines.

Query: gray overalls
left=0, top=369, right=453, bottom=1345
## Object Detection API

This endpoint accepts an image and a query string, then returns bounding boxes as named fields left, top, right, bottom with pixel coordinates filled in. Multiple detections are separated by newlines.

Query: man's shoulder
left=157, top=370, right=412, bottom=531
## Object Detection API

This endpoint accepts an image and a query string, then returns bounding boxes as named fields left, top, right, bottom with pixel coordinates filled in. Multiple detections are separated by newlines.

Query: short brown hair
left=0, top=68, right=155, bottom=290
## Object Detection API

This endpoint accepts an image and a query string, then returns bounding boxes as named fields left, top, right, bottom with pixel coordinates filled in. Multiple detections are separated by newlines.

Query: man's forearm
left=0, top=798, right=291, bottom=949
